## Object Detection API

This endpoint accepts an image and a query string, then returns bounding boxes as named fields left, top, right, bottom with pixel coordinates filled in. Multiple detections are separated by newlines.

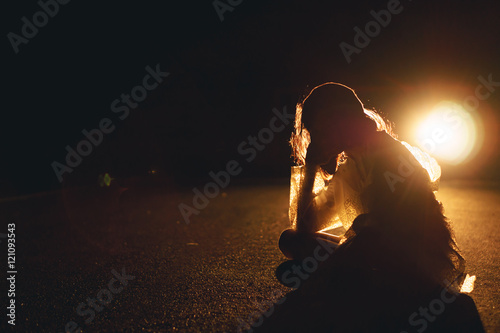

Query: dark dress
left=258, top=132, right=484, bottom=332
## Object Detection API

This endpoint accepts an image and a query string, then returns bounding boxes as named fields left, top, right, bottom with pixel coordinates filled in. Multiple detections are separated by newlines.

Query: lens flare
left=414, top=101, right=478, bottom=165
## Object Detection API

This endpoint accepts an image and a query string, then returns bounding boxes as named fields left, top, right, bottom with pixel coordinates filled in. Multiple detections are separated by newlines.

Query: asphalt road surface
left=0, top=179, right=498, bottom=332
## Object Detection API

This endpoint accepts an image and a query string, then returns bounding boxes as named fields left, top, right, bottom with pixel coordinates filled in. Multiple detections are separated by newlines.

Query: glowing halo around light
left=414, top=101, right=478, bottom=165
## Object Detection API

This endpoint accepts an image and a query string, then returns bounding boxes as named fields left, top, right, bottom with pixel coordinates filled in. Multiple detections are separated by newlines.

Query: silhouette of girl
left=280, top=82, right=465, bottom=292
left=255, top=82, right=484, bottom=333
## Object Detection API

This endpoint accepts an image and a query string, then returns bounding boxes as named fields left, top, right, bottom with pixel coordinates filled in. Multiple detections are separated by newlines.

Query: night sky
left=3, top=0, right=500, bottom=196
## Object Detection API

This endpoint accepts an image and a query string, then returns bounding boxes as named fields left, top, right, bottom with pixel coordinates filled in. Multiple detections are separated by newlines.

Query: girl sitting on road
left=279, top=82, right=465, bottom=292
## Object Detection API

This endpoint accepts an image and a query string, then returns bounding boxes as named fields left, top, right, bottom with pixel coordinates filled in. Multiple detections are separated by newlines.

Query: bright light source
left=414, top=101, right=477, bottom=165
left=460, top=274, right=476, bottom=293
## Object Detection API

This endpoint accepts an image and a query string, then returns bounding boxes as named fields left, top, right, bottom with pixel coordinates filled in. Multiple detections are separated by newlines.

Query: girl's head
left=291, top=82, right=378, bottom=166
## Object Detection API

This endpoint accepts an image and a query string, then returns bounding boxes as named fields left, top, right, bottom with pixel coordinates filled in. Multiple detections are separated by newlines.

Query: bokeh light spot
left=414, top=101, right=478, bottom=165
left=99, top=173, right=113, bottom=187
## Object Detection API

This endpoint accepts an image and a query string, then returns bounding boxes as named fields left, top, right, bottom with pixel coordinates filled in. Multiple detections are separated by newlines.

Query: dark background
left=3, top=0, right=500, bottom=196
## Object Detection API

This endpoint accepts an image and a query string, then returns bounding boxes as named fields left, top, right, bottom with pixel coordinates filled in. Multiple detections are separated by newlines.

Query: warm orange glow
left=364, top=108, right=395, bottom=136
left=318, top=218, right=344, bottom=232
left=460, top=274, right=476, bottom=293
left=401, top=141, right=441, bottom=185
left=413, top=101, right=478, bottom=165
left=289, top=166, right=334, bottom=228
left=288, top=166, right=303, bottom=228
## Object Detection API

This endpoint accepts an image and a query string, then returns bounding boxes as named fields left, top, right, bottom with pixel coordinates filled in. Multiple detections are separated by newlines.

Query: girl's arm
left=295, top=163, right=319, bottom=233
left=295, top=149, right=338, bottom=233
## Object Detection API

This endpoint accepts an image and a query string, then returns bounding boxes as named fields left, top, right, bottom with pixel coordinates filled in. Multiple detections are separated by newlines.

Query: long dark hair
left=290, top=82, right=396, bottom=178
